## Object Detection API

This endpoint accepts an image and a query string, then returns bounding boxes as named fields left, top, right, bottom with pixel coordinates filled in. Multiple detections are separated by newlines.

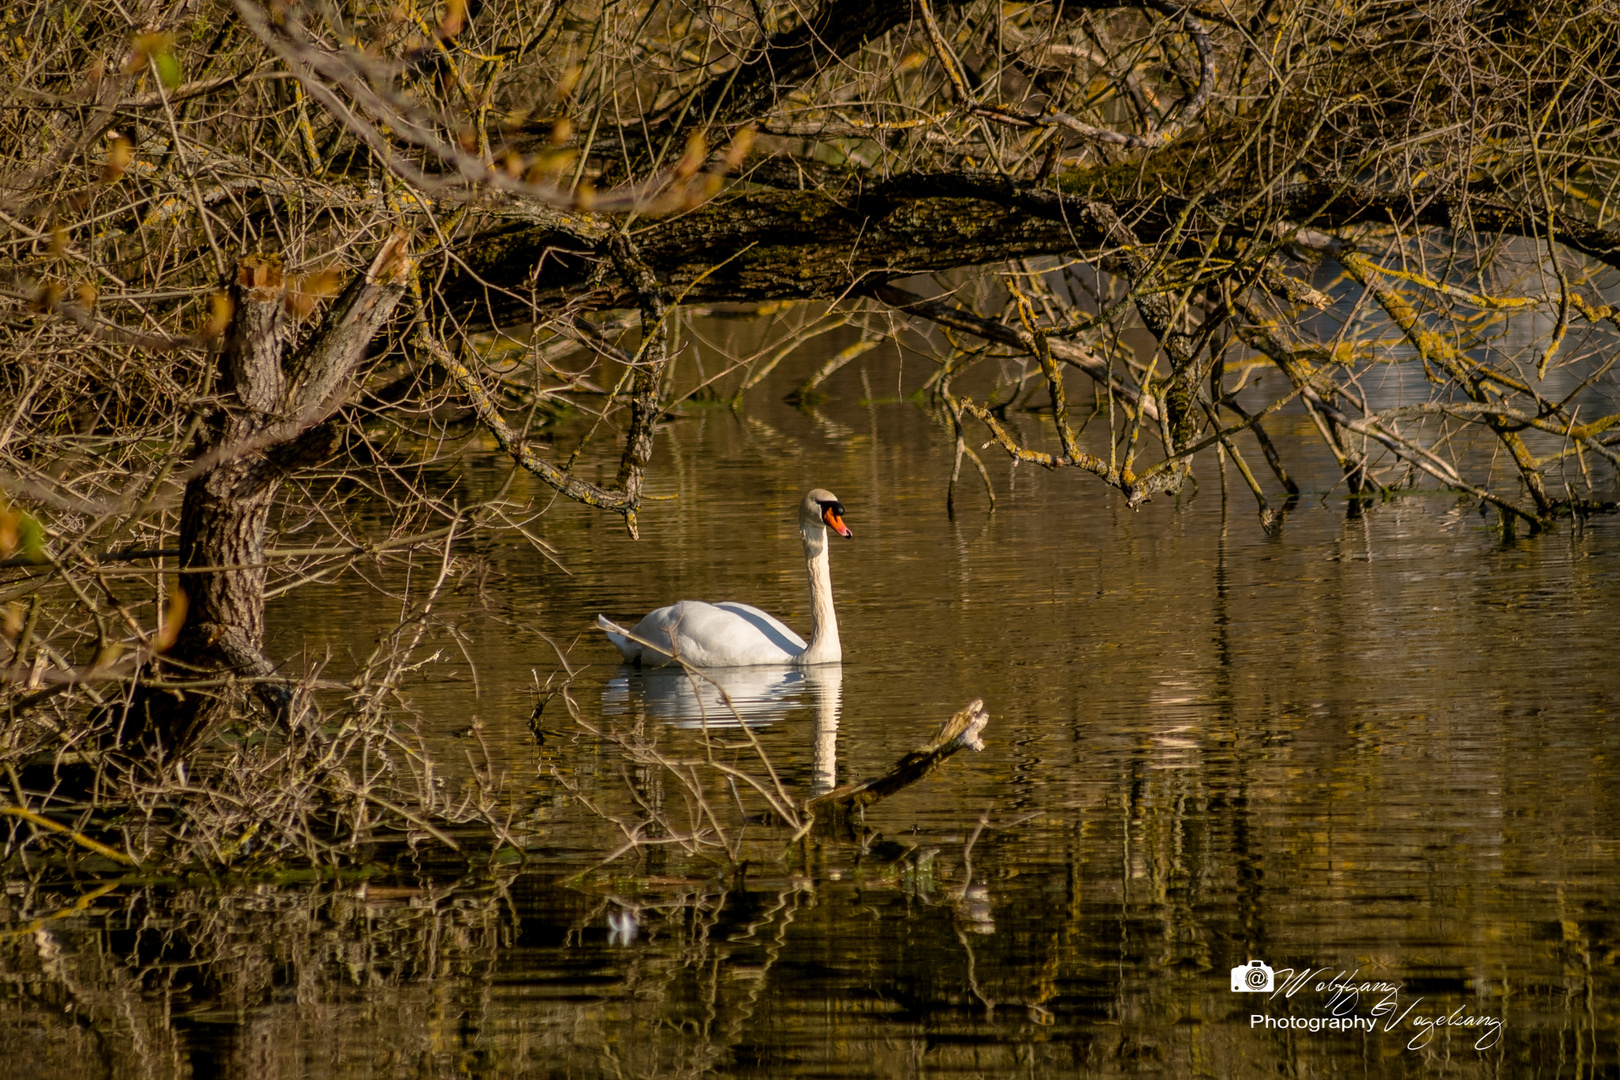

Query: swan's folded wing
left=709, top=602, right=808, bottom=654
left=600, top=601, right=806, bottom=667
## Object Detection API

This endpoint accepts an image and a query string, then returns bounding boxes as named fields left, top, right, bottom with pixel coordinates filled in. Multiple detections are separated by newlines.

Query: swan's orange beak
left=822, top=505, right=853, bottom=538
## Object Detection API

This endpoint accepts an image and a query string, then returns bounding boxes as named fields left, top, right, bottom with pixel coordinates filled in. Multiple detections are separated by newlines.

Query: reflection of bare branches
left=564, top=629, right=989, bottom=882
left=0, top=870, right=513, bottom=1077
left=556, top=629, right=808, bottom=868
left=0, top=513, right=516, bottom=872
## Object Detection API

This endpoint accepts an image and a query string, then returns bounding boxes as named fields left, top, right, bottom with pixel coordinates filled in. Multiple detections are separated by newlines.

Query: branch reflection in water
left=602, top=663, right=843, bottom=795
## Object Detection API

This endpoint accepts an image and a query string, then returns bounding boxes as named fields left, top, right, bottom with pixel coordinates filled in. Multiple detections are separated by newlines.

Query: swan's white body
left=598, top=488, right=852, bottom=668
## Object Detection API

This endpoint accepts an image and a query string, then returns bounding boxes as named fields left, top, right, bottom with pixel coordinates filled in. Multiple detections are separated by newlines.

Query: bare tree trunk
left=124, top=240, right=411, bottom=758
left=158, top=257, right=292, bottom=751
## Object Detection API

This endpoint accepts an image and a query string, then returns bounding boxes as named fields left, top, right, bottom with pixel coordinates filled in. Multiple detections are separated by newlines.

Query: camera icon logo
left=1231, top=959, right=1275, bottom=993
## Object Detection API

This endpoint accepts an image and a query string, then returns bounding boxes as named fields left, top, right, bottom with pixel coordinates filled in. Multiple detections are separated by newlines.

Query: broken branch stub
left=805, top=699, right=988, bottom=819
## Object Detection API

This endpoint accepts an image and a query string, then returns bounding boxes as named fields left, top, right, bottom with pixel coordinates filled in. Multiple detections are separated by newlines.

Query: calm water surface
left=4, top=353, right=1618, bottom=1079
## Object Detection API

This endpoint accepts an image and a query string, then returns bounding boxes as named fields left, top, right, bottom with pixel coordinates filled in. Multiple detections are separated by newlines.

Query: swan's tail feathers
left=596, top=614, right=638, bottom=660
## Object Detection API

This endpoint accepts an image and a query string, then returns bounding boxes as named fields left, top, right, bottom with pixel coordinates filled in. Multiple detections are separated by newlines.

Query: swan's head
left=801, top=488, right=853, bottom=538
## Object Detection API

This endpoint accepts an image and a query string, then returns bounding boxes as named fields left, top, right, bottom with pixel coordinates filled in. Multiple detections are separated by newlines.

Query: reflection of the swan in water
left=603, top=665, right=843, bottom=795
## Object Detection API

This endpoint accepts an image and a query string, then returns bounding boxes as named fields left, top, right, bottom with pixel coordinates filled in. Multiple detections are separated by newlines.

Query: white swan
left=597, top=488, right=853, bottom=667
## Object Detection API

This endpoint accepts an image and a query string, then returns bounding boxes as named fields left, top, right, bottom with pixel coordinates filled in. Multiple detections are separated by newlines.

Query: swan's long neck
left=799, top=523, right=841, bottom=664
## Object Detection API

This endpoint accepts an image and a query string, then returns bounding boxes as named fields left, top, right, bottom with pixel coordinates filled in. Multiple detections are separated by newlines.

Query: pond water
left=4, top=342, right=1619, bottom=1079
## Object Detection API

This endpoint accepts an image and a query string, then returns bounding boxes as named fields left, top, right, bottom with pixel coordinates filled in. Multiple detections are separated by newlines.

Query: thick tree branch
left=451, top=173, right=1620, bottom=331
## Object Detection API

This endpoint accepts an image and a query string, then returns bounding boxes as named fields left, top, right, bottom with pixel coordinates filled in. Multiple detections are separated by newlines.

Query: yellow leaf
left=525, top=148, right=576, bottom=182
left=555, top=64, right=583, bottom=99
left=301, top=267, right=344, bottom=298
left=30, top=282, right=61, bottom=312
left=436, top=0, right=465, bottom=39
left=16, top=513, right=44, bottom=564
left=154, top=50, right=182, bottom=89
left=204, top=291, right=233, bottom=337
left=723, top=125, right=755, bottom=170
left=102, top=134, right=133, bottom=181
left=155, top=583, right=187, bottom=652
left=675, top=130, right=707, bottom=179
left=1, top=602, right=23, bottom=641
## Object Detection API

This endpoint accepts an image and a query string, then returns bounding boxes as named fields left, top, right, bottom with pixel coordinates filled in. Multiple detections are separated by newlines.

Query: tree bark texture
left=129, top=239, right=411, bottom=757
